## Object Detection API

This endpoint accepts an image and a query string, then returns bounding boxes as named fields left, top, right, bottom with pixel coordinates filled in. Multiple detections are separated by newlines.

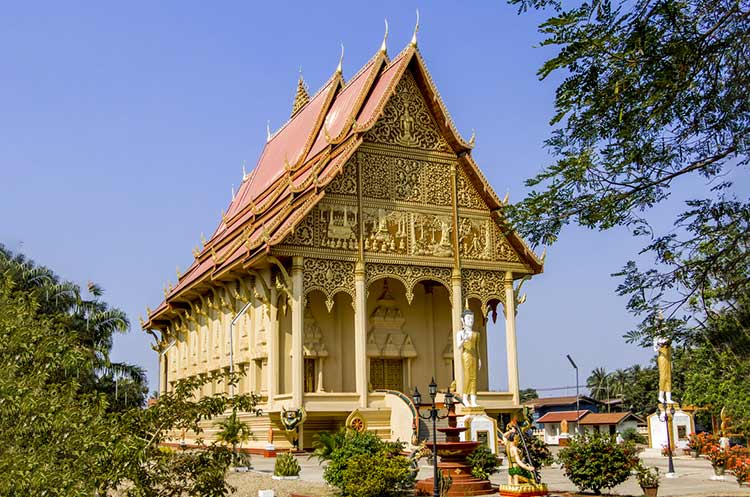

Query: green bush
left=340, top=450, right=413, bottom=497
left=523, top=432, right=554, bottom=469
left=557, top=432, right=639, bottom=495
left=321, top=429, right=413, bottom=496
left=274, top=451, right=300, bottom=477
left=467, top=445, right=500, bottom=480
left=621, top=427, right=647, bottom=444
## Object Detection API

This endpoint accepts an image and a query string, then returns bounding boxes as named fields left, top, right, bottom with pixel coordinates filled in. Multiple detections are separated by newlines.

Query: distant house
left=525, top=395, right=603, bottom=428
left=536, top=410, right=590, bottom=445
left=578, top=412, right=644, bottom=436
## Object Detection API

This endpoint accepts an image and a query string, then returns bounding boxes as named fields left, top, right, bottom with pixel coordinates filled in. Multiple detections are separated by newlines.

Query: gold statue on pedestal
left=654, top=334, right=672, bottom=404
left=457, top=309, right=480, bottom=407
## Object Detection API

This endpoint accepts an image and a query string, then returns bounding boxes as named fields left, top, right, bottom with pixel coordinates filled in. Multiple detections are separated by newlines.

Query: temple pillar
left=504, top=271, right=520, bottom=405
left=264, top=268, right=279, bottom=405
left=159, top=351, right=167, bottom=395
left=354, top=260, right=368, bottom=407
left=451, top=267, right=464, bottom=395
left=291, top=256, right=304, bottom=407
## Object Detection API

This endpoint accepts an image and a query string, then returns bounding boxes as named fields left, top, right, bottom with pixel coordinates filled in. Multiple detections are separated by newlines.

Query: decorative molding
left=364, top=71, right=452, bottom=153
left=359, top=152, right=452, bottom=206
left=462, top=268, right=506, bottom=315
left=302, top=258, right=355, bottom=312
left=366, top=262, right=452, bottom=304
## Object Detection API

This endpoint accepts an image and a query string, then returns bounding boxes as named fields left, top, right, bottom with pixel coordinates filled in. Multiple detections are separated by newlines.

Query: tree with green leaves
left=520, top=387, right=540, bottom=402
left=506, top=0, right=750, bottom=426
left=0, top=246, right=263, bottom=496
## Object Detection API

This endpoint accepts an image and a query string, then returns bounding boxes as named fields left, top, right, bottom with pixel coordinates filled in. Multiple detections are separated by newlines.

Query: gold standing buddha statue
left=458, top=309, right=480, bottom=407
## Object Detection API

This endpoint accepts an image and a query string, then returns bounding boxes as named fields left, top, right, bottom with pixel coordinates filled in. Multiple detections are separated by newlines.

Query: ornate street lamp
left=413, top=378, right=453, bottom=497
left=662, top=401, right=676, bottom=475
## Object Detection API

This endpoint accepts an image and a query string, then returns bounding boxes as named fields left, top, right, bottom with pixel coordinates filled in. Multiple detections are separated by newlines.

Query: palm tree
left=0, top=245, right=147, bottom=409
left=586, top=367, right=610, bottom=401
left=215, top=408, right=252, bottom=464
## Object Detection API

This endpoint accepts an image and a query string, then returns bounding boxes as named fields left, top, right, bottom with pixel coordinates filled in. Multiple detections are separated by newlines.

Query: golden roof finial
left=540, top=247, right=547, bottom=263
left=502, top=191, right=510, bottom=206
left=266, top=120, right=271, bottom=142
left=200, top=232, right=207, bottom=246
left=380, top=19, right=389, bottom=53
left=410, top=9, right=420, bottom=47
left=336, top=43, right=344, bottom=74
left=242, top=160, right=248, bottom=180
left=176, top=265, right=182, bottom=279
left=468, top=129, right=476, bottom=147
left=291, top=68, right=310, bottom=117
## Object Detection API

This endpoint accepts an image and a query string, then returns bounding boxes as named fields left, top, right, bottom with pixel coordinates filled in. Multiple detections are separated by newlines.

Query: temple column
left=264, top=268, right=279, bottom=405
left=354, top=260, right=368, bottom=407
left=291, top=256, right=304, bottom=407
left=159, top=351, right=167, bottom=395
left=451, top=267, right=464, bottom=395
left=504, top=271, right=520, bottom=405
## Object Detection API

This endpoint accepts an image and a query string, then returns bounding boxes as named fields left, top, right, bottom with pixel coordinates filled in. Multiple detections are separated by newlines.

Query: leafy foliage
left=520, top=388, right=539, bottom=402
left=557, top=432, right=639, bottom=494
left=635, top=462, right=660, bottom=488
left=320, top=429, right=413, bottom=497
left=0, top=246, right=263, bottom=496
left=467, top=445, right=501, bottom=480
left=506, top=0, right=750, bottom=432
left=522, top=430, right=554, bottom=469
left=620, top=427, right=647, bottom=444
left=586, top=364, right=660, bottom=416
left=215, top=407, right=252, bottom=465
left=274, top=452, right=301, bottom=477
left=0, top=244, right=147, bottom=410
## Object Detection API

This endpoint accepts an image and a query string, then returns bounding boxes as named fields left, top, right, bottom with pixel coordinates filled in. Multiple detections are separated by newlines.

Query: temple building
left=143, top=30, right=544, bottom=451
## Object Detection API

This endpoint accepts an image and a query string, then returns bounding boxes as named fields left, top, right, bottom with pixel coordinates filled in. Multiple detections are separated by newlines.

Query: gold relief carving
left=319, top=204, right=359, bottom=250
left=491, top=222, right=521, bottom=263
left=284, top=212, right=315, bottom=247
left=457, top=167, right=486, bottom=210
left=459, top=218, right=493, bottom=261
left=462, top=269, right=505, bottom=314
left=362, top=209, right=453, bottom=258
left=325, top=159, right=357, bottom=195
left=360, top=152, right=451, bottom=206
left=364, top=72, right=452, bottom=153
left=303, top=258, right=355, bottom=312
left=366, top=263, right=452, bottom=304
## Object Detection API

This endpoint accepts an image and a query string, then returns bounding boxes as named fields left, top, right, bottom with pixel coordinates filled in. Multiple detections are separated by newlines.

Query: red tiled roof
left=579, top=412, right=640, bottom=425
left=145, top=42, right=543, bottom=329
left=525, top=395, right=600, bottom=408
left=536, top=410, right=590, bottom=423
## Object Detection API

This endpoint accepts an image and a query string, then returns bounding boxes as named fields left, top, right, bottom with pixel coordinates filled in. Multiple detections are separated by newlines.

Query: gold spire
left=291, top=70, right=310, bottom=117
left=336, top=44, right=344, bottom=74
left=410, top=9, right=420, bottom=47
left=380, top=19, right=389, bottom=53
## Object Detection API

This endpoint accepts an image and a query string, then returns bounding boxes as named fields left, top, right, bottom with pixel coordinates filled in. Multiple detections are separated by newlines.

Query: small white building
left=578, top=412, right=644, bottom=436
left=536, top=410, right=589, bottom=445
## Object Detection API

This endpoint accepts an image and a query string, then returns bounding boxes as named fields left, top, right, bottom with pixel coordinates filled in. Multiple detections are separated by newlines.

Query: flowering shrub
left=731, top=456, right=750, bottom=485
left=728, top=445, right=750, bottom=469
left=687, top=432, right=717, bottom=454
left=706, top=444, right=729, bottom=468
left=660, top=444, right=671, bottom=457
left=557, top=432, right=639, bottom=495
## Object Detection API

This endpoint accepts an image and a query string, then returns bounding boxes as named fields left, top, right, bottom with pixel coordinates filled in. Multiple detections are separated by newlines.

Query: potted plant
left=636, top=463, right=660, bottom=497
left=706, top=444, right=729, bottom=476
left=273, top=451, right=301, bottom=480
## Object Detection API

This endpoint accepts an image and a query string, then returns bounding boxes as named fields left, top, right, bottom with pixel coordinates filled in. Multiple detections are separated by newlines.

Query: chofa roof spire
left=291, top=68, right=310, bottom=117
left=410, top=9, right=419, bottom=47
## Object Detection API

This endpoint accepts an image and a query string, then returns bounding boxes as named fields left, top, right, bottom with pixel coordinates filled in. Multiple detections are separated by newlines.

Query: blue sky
left=2, top=0, right=711, bottom=396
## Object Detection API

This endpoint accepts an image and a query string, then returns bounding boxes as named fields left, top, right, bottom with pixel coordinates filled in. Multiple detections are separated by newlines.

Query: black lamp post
left=413, top=377, right=453, bottom=497
left=566, top=354, right=579, bottom=414
left=662, top=401, right=676, bottom=474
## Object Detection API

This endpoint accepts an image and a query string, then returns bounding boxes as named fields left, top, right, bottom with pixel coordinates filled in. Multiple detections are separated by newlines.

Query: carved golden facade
left=146, top=40, right=543, bottom=452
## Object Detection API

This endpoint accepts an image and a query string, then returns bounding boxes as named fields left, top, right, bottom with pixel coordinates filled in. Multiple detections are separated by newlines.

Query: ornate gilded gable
left=364, top=71, right=452, bottom=153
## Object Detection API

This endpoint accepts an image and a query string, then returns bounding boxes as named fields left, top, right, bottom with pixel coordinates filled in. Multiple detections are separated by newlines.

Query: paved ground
left=238, top=452, right=749, bottom=497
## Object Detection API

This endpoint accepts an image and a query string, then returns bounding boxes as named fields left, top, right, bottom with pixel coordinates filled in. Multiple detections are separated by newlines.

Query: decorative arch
left=365, top=262, right=452, bottom=304
left=462, top=268, right=506, bottom=317
left=302, top=258, right=355, bottom=312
